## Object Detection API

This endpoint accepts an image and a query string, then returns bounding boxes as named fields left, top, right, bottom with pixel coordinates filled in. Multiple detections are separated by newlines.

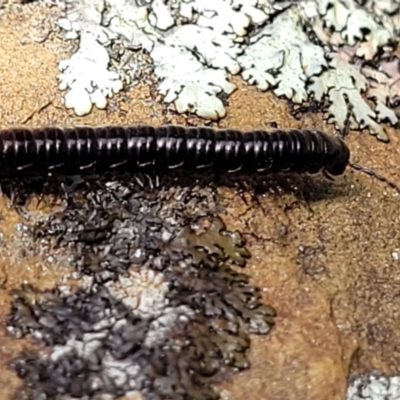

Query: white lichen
left=183, top=0, right=268, bottom=36
left=346, top=374, right=400, bottom=400
left=58, top=32, right=123, bottom=116
left=144, top=305, right=194, bottom=347
left=107, top=267, right=170, bottom=318
left=238, top=7, right=327, bottom=103
left=107, top=266, right=195, bottom=350
left=151, top=24, right=240, bottom=119
left=308, top=53, right=389, bottom=141
left=148, top=0, right=175, bottom=31
left=104, top=0, right=157, bottom=52
left=316, top=0, right=393, bottom=53
left=148, top=0, right=261, bottom=119
left=363, top=62, right=400, bottom=125
left=55, top=0, right=400, bottom=139
left=49, top=331, right=142, bottom=392
left=57, top=0, right=111, bottom=42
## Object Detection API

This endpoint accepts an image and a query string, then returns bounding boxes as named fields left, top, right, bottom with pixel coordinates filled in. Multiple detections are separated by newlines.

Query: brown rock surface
left=0, top=3, right=400, bottom=400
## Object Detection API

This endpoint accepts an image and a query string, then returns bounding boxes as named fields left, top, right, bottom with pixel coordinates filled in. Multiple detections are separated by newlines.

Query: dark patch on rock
left=5, top=177, right=276, bottom=400
left=167, top=217, right=250, bottom=267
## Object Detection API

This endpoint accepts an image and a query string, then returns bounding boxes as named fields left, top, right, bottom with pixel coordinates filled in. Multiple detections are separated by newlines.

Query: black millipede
left=0, top=125, right=349, bottom=177
left=0, top=124, right=397, bottom=192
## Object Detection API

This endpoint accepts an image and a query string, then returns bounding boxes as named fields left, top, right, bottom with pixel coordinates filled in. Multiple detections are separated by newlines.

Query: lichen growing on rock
left=58, top=31, right=123, bottom=116
left=52, top=0, right=400, bottom=140
left=6, top=178, right=276, bottom=400
left=238, top=6, right=327, bottom=103
left=346, top=373, right=400, bottom=400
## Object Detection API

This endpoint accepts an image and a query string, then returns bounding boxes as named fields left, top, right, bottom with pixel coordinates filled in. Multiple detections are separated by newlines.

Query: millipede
left=0, top=124, right=397, bottom=193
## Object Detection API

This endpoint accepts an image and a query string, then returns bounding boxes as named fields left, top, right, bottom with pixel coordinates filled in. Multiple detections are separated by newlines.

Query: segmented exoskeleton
left=0, top=125, right=350, bottom=179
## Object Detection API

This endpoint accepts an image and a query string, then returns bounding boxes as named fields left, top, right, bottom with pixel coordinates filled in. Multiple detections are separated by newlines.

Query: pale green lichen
left=238, top=7, right=327, bottom=103
left=55, top=0, right=400, bottom=139
left=308, top=53, right=388, bottom=141
left=58, top=32, right=123, bottom=116
left=346, top=374, right=400, bottom=400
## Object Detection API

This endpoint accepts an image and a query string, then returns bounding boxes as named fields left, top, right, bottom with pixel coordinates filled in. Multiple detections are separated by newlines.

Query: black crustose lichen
left=0, top=125, right=350, bottom=179
left=6, top=181, right=276, bottom=400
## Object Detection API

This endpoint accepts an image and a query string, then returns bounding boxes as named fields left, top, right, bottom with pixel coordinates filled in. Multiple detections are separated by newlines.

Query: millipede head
left=323, top=137, right=351, bottom=177
left=333, top=106, right=400, bottom=193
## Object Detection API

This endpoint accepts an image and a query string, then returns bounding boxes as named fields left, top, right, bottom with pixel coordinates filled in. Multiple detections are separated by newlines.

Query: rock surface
left=0, top=3, right=400, bottom=400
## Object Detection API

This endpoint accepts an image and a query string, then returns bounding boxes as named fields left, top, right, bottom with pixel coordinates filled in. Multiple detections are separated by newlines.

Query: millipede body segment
left=0, top=125, right=350, bottom=179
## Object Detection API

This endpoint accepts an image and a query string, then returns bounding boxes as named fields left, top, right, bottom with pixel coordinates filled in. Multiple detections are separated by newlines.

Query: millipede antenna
left=338, top=103, right=400, bottom=194
left=349, top=162, right=400, bottom=195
